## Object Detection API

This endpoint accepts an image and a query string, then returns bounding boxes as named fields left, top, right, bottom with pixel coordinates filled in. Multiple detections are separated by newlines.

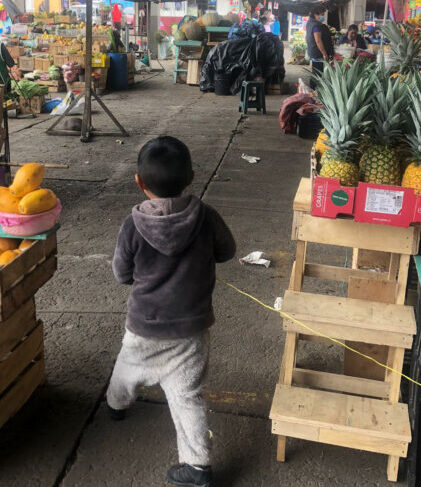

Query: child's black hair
left=137, top=136, right=193, bottom=198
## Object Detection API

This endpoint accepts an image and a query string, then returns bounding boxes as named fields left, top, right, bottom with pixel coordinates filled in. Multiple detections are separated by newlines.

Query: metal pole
left=81, top=0, right=92, bottom=141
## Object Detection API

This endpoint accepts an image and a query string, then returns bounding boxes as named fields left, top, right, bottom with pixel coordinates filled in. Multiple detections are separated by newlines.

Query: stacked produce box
left=0, top=162, right=60, bottom=430
left=8, top=23, right=111, bottom=98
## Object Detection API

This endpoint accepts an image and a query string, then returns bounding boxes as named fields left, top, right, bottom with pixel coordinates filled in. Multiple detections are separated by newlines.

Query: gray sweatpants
left=106, top=329, right=210, bottom=466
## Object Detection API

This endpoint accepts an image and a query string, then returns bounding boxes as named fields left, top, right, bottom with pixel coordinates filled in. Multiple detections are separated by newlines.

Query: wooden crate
left=19, top=56, right=35, bottom=72
left=127, top=52, right=135, bottom=75
left=65, top=81, right=85, bottom=92
left=34, top=56, right=51, bottom=72
left=40, top=17, right=55, bottom=25
left=187, top=60, right=201, bottom=86
left=19, top=96, right=44, bottom=115
left=55, top=14, right=73, bottom=23
left=92, top=67, right=108, bottom=89
left=0, top=233, right=57, bottom=321
left=35, top=79, right=65, bottom=93
left=53, top=54, right=70, bottom=67
left=7, top=46, right=25, bottom=59
left=49, top=44, right=66, bottom=56
left=0, top=315, right=45, bottom=430
left=68, top=53, right=85, bottom=68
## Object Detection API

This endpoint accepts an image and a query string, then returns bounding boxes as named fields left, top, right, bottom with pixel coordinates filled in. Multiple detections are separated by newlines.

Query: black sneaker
left=167, top=464, right=212, bottom=487
left=107, top=404, right=126, bottom=421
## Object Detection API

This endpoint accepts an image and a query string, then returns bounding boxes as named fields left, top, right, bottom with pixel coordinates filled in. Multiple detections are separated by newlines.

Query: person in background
left=363, top=24, right=381, bottom=44
left=112, top=3, right=122, bottom=32
left=339, top=24, right=367, bottom=49
left=305, top=6, right=334, bottom=88
left=266, top=9, right=275, bottom=22
left=260, top=16, right=271, bottom=32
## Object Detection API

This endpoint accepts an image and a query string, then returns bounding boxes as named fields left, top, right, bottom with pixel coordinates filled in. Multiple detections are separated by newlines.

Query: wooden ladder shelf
left=271, top=178, right=421, bottom=482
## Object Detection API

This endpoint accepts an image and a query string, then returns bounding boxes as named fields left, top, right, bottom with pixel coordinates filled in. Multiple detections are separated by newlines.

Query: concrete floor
left=0, top=65, right=407, bottom=486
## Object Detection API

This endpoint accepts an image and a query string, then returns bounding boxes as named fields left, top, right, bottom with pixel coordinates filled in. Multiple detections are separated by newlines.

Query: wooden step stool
left=270, top=178, right=421, bottom=482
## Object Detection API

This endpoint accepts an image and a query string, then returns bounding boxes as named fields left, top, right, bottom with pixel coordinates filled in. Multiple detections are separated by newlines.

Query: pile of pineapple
left=313, top=22, right=421, bottom=192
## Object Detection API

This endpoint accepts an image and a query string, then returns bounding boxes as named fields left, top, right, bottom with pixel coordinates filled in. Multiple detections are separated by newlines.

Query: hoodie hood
left=132, top=195, right=205, bottom=256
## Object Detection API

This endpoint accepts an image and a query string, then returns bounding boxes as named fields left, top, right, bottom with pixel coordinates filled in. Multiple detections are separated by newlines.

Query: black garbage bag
left=200, top=32, right=285, bottom=94
left=228, top=19, right=265, bottom=40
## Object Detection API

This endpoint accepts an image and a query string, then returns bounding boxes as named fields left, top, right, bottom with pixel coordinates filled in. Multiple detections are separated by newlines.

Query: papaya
left=19, top=188, right=57, bottom=215
left=0, top=249, right=20, bottom=266
left=0, top=237, right=18, bottom=253
left=0, top=187, right=21, bottom=213
left=19, top=239, right=34, bottom=251
left=10, top=163, right=45, bottom=197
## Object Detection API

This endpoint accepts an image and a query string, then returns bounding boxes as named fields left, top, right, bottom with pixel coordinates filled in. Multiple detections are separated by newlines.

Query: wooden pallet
left=0, top=230, right=57, bottom=429
left=271, top=177, right=420, bottom=482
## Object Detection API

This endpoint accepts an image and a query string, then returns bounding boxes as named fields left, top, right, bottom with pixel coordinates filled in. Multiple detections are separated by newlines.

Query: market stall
left=272, top=20, right=421, bottom=483
left=0, top=11, right=135, bottom=116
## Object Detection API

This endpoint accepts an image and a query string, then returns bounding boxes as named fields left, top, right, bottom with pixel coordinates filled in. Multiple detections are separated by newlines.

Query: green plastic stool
left=239, top=81, right=266, bottom=115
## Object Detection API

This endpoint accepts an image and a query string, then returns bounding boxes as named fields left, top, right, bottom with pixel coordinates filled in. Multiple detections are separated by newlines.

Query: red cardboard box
left=312, top=176, right=421, bottom=227
left=312, top=177, right=355, bottom=219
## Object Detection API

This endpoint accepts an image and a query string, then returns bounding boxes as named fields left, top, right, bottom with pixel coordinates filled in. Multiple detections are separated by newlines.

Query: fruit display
left=316, top=61, right=373, bottom=186
left=0, top=163, right=58, bottom=215
left=0, top=163, right=60, bottom=241
left=174, top=12, right=236, bottom=42
left=313, top=20, right=421, bottom=195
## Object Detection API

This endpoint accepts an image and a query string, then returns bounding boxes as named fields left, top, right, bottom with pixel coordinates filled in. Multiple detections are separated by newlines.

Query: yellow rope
left=219, top=279, right=421, bottom=388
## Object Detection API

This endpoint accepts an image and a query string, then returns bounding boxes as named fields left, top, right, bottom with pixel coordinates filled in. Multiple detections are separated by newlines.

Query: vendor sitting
left=339, top=24, right=367, bottom=50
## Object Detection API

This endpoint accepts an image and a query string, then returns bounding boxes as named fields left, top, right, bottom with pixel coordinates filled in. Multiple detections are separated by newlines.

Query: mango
left=0, top=237, right=18, bottom=253
left=10, top=163, right=45, bottom=197
left=0, top=249, right=20, bottom=266
left=19, top=188, right=57, bottom=215
left=0, top=186, right=21, bottom=213
left=19, top=239, right=34, bottom=251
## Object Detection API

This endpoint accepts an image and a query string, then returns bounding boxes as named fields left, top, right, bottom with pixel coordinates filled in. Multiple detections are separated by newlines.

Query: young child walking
left=106, top=136, right=236, bottom=487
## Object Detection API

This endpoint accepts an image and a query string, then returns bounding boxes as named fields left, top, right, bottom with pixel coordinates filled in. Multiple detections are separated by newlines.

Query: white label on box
left=365, top=188, right=404, bottom=215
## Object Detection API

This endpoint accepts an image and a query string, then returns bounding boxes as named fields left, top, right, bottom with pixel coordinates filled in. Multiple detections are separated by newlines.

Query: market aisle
left=0, top=70, right=406, bottom=486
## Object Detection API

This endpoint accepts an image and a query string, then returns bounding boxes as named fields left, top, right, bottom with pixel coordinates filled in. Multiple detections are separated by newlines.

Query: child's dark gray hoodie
left=112, top=195, right=236, bottom=339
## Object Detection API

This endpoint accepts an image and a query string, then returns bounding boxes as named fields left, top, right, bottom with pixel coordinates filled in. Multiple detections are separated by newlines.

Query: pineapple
left=315, top=129, right=329, bottom=157
left=359, top=73, right=407, bottom=185
left=316, top=61, right=374, bottom=186
left=381, top=22, right=421, bottom=75
left=402, top=76, right=421, bottom=193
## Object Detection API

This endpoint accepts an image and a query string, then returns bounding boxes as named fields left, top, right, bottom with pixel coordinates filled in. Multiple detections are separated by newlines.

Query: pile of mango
left=0, top=163, right=57, bottom=216
left=0, top=238, right=34, bottom=266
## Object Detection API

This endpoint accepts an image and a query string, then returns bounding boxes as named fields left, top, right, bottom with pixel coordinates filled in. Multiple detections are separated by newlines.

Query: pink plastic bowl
left=0, top=199, right=62, bottom=236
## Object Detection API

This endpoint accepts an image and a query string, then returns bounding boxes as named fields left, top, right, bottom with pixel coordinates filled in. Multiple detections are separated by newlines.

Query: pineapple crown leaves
left=382, top=22, right=421, bottom=74
left=369, top=75, right=409, bottom=145
left=316, top=61, right=375, bottom=159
